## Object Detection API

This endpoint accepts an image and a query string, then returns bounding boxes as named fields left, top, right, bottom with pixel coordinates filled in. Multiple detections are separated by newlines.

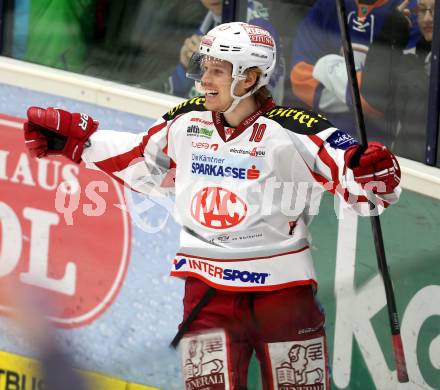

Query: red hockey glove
left=24, top=107, right=99, bottom=163
left=344, top=142, right=401, bottom=194
left=24, top=121, right=48, bottom=158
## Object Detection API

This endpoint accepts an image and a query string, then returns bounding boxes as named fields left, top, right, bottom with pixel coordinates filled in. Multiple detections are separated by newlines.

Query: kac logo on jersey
left=326, top=130, right=358, bottom=150
left=191, top=186, right=247, bottom=229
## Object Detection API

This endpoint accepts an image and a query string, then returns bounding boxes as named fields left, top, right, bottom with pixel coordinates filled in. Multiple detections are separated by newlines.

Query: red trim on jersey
left=308, top=134, right=339, bottom=184
left=164, top=113, right=185, bottom=156
left=307, top=167, right=336, bottom=194
left=93, top=121, right=167, bottom=173
left=94, top=146, right=142, bottom=174
left=342, top=189, right=369, bottom=204
left=318, top=147, right=339, bottom=183
left=309, top=165, right=370, bottom=204
left=175, top=246, right=309, bottom=262
left=100, top=170, right=126, bottom=187
left=308, top=134, right=339, bottom=193
left=308, top=134, right=374, bottom=205
left=212, top=98, right=276, bottom=143
left=169, top=271, right=317, bottom=292
left=212, top=111, right=227, bottom=142
left=140, top=120, right=168, bottom=153
left=308, top=134, right=323, bottom=148
left=93, top=168, right=141, bottom=193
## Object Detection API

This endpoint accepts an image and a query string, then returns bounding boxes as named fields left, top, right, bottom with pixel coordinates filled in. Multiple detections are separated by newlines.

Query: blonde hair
left=246, top=67, right=273, bottom=106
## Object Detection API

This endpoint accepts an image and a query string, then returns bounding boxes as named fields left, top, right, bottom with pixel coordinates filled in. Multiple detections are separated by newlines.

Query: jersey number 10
left=249, top=123, right=266, bottom=142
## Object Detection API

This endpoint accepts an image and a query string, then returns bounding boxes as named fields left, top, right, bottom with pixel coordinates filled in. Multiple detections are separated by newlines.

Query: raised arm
left=23, top=106, right=175, bottom=195
left=302, top=127, right=400, bottom=215
left=284, top=112, right=401, bottom=215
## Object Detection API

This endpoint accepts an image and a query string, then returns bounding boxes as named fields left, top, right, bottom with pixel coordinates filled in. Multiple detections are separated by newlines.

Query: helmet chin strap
left=221, top=77, right=258, bottom=114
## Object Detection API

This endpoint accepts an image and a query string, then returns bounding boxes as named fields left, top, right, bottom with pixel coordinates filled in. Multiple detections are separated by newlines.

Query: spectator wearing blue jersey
left=290, top=0, right=421, bottom=136
left=166, top=0, right=286, bottom=102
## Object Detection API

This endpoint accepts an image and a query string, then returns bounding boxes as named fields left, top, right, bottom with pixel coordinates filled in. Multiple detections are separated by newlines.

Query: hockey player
left=166, top=0, right=285, bottom=102
left=23, top=22, right=401, bottom=389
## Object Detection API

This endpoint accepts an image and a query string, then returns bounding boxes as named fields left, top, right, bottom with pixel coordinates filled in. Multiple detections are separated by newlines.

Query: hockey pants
left=179, top=277, right=330, bottom=390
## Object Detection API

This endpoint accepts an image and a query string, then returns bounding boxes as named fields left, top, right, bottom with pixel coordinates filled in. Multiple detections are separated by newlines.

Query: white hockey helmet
left=187, top=22, right=277, bottom=111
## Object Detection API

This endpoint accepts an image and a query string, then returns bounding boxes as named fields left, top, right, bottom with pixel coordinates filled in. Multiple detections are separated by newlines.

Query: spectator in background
left=361, top=0, right=434, bottom=161
left=166, top=0, right=286, bottom=102
left=11, top=0, right=30, bottom=59
left=83, top=0, right=207, bottom=91
left=290, top=0, right=421, bottom=137
left=25, top=0, right=97, bottom=72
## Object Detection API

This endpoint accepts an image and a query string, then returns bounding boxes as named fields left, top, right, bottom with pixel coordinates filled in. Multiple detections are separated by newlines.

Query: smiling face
left=200, top=57, right=234, bottom=112
left=417, top=0, right=435, bottom=42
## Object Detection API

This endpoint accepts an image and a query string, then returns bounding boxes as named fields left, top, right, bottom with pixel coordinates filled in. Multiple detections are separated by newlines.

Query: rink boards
left=0, top=350, right=158, bottom=390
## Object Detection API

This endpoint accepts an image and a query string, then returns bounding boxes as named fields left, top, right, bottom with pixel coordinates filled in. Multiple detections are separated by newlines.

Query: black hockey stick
left=170, top=286, right=215, bottom=349
left=335, top=0, right=409, bottom=383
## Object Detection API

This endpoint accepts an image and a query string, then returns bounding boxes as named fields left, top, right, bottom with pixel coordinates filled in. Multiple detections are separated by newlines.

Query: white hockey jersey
left=82, top=97, right=400, bottom=291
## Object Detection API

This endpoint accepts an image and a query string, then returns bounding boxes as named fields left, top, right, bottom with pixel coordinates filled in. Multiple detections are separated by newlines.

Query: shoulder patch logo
left=326, top=130, right=358, bottom=150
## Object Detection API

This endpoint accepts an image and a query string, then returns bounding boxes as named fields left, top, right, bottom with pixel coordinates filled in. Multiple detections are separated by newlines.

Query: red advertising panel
left=0, top=114, right=131, bottom=328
